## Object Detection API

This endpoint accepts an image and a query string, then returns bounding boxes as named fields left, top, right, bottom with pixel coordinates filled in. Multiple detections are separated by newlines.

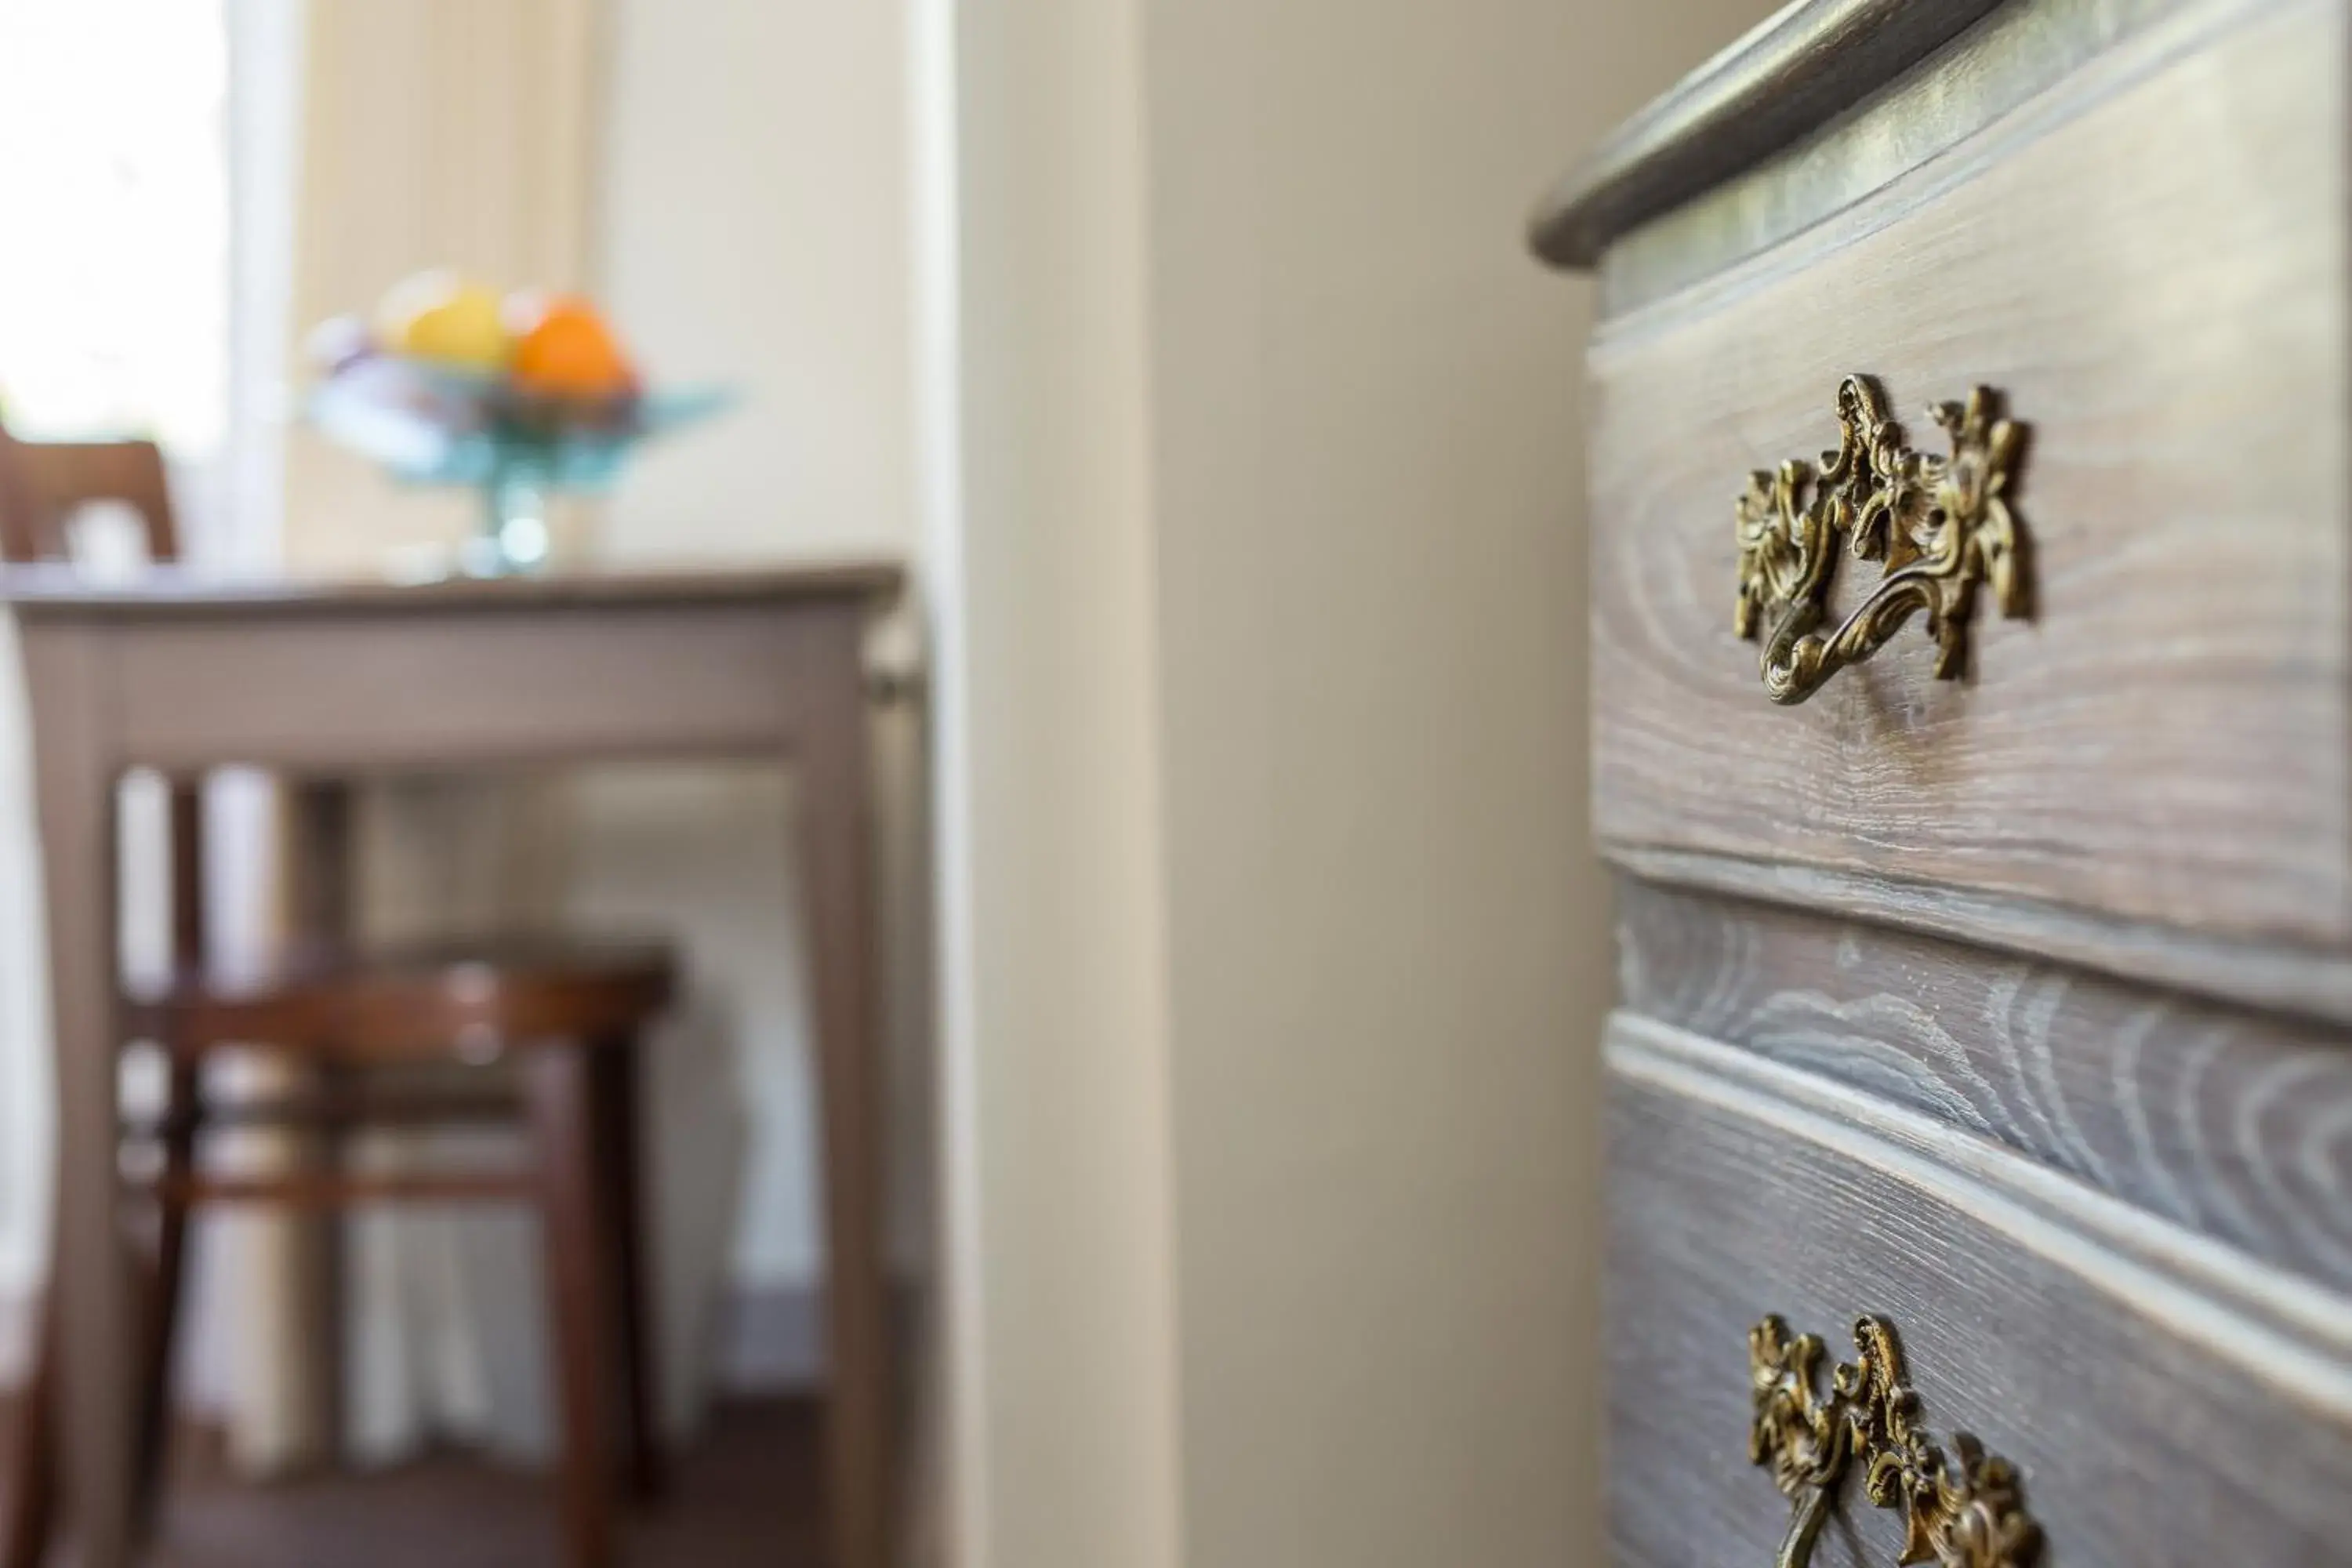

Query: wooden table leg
left=798, top=619, right=891, bottom=1568
left=24, top=624, right=132, bottom=1568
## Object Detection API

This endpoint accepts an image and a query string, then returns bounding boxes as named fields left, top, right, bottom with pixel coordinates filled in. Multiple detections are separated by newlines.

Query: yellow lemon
left=376, top=270, right=512, bottom=371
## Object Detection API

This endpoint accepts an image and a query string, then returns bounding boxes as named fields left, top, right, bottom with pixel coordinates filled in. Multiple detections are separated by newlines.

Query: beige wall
left=931, top=0, right=1777, bottom=1564
left=589, top=0, right=921, bottom=1303
left=595, top=0, right=919, bottom=566
left=1142, top=3, right=1780, bottom=1561
left=924, top=0, right=1185, bottom=1559
left=1141, top=0, right=1602, bottom=1554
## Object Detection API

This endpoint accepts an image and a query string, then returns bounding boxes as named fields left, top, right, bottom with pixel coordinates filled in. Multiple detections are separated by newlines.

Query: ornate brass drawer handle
left=1733, top=376, right=2029, bottom=705
left=1750, top=1315, right=2042, bottom=1568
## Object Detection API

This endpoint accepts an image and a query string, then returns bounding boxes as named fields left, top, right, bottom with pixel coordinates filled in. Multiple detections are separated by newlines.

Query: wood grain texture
left=1603, top=1013, right=2352, bottom=1567
left=1612, top=844, right=2352, bottom=1025
left=1587, top=0, right=2350, bottom=949
left=1618, top=880, right=2352, bottom=1301
left=1526, top=0, right=2005, bottom=267
left=1590, top=0, right=2273, bottom=314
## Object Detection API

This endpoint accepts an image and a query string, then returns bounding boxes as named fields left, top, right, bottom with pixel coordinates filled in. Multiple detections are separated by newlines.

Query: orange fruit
left=507, top=295, right=635, bottom=400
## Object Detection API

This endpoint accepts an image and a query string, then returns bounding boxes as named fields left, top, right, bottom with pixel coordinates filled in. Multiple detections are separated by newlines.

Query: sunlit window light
left=0, top=0, right=229, bottom=453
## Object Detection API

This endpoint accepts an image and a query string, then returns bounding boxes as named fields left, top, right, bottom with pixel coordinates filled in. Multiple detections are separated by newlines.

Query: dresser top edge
left=1528, top=0, right=2009, bottom=269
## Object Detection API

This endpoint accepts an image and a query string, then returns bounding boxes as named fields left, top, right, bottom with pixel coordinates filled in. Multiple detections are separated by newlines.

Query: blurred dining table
left=1, top=561, right=906, bottom=1568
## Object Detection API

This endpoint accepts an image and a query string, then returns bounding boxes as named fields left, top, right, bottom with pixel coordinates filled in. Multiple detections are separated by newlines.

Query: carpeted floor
left=3, top=1396, right=827, bottom=1568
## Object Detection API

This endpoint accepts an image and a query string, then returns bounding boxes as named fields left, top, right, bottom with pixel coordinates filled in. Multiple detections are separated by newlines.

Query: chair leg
left=307, top=1062, right=351, bottom=1465
left=134, top=1060, right=201, bottom=1533
left=2, top=1301, right=57, bottom=1568
left=521, top=1043, right=617, bottom=1568
left=592, top=1035, right=665, bottom=1502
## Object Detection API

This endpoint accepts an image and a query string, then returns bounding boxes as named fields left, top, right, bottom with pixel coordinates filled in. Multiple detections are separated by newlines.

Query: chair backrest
left=0, top=426, right=181, bottom=564
left=0, top=423, right=203, bottom=963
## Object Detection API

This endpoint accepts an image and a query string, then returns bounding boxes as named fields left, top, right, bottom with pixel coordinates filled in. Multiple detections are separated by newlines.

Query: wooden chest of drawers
left=1531, top=1, right=2352, bottom=1563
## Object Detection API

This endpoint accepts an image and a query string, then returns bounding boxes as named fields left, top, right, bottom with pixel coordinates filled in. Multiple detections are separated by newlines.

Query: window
left=0, top=0, right=230, bottom=453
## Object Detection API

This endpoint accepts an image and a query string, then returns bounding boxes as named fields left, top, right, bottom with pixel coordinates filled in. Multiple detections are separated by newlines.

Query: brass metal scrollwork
left=1733, top=376, right=2028, bottom=705
left=1750, top=1315, right=2041, bottom=1568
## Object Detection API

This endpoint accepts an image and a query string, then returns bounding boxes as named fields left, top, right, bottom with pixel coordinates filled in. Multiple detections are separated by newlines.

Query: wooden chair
left=0, top=432, right=673, bottom=1568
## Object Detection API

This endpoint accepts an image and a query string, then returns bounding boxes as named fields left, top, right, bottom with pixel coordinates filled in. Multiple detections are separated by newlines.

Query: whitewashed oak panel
left=1587, top=0, right=2350, bottom=947
left=1617, top=879, right=2352, bottom=1298
left=1605, top=1014, right=2352, bottom=1567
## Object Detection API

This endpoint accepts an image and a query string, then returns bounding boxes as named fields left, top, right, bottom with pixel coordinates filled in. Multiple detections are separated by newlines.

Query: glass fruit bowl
left=307, top=275, right=731, bottom=576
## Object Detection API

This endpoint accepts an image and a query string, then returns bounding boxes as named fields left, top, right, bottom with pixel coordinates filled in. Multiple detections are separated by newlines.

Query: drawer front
left=1603, top=1010, right=2352, bottom=1568
left=1613, top=879, right=2352, bottom=1300
left=1586, top=0, right=2350, bottom=948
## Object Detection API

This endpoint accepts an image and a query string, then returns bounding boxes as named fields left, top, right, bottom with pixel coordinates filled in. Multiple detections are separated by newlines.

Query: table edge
left=0, top=561, right=909, bottom=620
